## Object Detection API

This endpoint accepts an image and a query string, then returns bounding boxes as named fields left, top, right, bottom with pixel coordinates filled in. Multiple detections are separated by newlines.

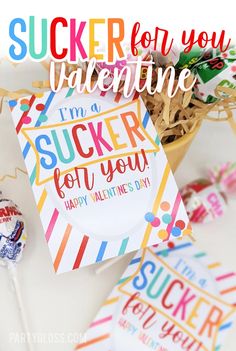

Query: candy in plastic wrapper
left=181, top=162, right=236, bottom=223
left=0, top=193, right=33, bottom=350
left=175, top=45, right=204, bottom=69
left=193, top=47, right=236, bottom=103
left=181, top=179, right=227, bottom=223
left=95, top=45, right=152, bottom=90
left=0, top=194, right=27, bottom=264
left=208, top=162, right=236, bottom=197
left=151, top=45, right=203, bottom=68
left=151, top=45, right=181, bottom=66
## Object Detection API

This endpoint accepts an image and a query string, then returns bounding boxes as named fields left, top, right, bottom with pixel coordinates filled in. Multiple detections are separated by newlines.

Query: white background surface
left=0, top=60, right=235, bottom=351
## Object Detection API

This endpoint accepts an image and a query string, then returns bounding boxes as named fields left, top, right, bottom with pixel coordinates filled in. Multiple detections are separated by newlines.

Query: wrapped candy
left=0, top=192, right=34, bottom=351
left=155, top=45, right=236, bottom=104
left=174, top=45, right=204, bottom=69
left=192, top=46, right=236, bottom=103
left=0, top=195, right=27, bottom=264
left=151, top=44, right=204, bottom=68
left=181, top=178, right=227, bottom=223
left=181, top=162, right=236, bottom=223
left=208, top=162, right=236, bottom=196
left=95, top=45, right=152, bottom=91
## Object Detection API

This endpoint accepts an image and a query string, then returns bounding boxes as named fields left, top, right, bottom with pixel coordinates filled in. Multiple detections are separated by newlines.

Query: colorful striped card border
left=75, top=239, right=236, bottom=351
left=10, top=88, right=191, bottom=273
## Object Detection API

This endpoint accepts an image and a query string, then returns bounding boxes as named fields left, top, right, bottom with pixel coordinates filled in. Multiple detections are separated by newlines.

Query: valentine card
left=75, top=240, right=236, bottom=351
left=9, top=88, right=191, bottom=273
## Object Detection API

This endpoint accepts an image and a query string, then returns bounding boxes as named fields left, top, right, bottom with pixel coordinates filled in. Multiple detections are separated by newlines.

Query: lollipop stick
left=95, top=256, right=125, bottom=275
left=8, top=263, right=35, bottom=351
left=189, top=233, right=196, bottom=242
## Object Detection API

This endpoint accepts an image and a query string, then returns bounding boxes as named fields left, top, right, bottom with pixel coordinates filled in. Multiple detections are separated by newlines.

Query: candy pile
left=92, top=45, right=236, bottom=147
left=188, top=47, right=236, bottom=103
left=96, top=44, right=236, bottom=104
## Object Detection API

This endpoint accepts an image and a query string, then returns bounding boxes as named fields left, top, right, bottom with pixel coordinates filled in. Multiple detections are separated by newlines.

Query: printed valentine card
left=75, top=240, right=236, bottom=351
left=10, top=88, right=191, bottom=273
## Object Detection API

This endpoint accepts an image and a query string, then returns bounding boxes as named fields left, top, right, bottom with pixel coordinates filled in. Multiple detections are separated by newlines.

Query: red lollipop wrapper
left=181, top=179, right=227, bottom=223
left=0, top=193, right=34, bottom=351
left=0, top=192, right=27, bottom=265
left=181, top=163, right=236, bottom=223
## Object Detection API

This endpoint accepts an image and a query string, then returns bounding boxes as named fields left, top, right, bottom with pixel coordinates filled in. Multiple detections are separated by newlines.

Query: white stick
left=189, top=233, right=196, bottom=242
left=8, top=263, right=35, bottom=351
left=95, top=256, right=124, bottom=275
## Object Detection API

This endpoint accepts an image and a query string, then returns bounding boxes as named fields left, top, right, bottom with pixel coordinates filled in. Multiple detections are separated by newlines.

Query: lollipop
left=0, top=192, right=34, bottom=351
left=0, top=197, right=26, bottom=263
left=95, top=45, right=152, bottom=93
left=181, top=178, right=227, bottom=223
left=181, top=162, right=236, bottom=223
left=192, top=46, right=236, bottom=103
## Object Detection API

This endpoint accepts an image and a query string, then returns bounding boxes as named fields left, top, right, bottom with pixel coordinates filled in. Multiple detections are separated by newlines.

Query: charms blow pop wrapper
left=0, top=195, right=27, bottom=265
left=0, top=192, right=34, bottom=351
left=181, top=178, right=227, bottom=223
left=181, top=162, right=236, bottom=223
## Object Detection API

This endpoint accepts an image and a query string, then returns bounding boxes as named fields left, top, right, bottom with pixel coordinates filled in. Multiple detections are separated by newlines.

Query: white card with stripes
left=9, top=87, right=192, bottom=273
left=74, top=240, right=236, bottom=351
